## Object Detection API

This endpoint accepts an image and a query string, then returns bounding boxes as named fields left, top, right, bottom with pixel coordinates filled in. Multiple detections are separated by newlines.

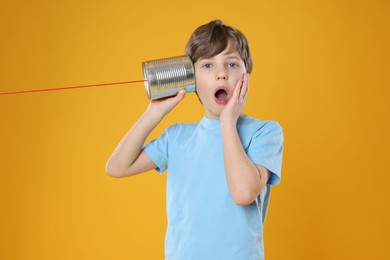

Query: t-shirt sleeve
left=247, top=121, right=284, bottom=185
left=143, top=126, right=174, bottom=174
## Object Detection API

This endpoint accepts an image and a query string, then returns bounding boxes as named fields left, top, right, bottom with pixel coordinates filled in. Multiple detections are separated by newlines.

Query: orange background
left=1, top=0, right=389, bottom=259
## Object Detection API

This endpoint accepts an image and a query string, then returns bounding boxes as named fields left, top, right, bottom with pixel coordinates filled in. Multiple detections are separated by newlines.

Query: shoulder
left=238, top=116, right=283, bottom=137
left=165, top=121, right=198, bottom=138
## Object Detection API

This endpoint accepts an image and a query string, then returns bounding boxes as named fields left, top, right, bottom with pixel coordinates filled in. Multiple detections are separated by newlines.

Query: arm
left=220, top=74, right=269, bottom=205
left=221, top=120, right=270, bottom=205
left=106, top=90, right=186, bottom=178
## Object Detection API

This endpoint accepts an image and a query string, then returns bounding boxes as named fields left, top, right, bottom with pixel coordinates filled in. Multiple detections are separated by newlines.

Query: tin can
left=142, top=55, right=196, bottom=100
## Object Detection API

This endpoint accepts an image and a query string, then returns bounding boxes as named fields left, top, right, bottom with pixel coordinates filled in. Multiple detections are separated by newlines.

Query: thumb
left=174, top=89, right=187, bottom=102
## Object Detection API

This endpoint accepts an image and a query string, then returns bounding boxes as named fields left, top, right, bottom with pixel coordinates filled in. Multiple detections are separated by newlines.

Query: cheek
left=231, top=68, right=246, bottom=78
left=195, top=75, right=208, bottom=94
left=195, top=81, right=213, bottom=104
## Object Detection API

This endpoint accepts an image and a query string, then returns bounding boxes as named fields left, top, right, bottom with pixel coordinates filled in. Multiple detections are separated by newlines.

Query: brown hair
left=185, top=19, right=253, bottom=73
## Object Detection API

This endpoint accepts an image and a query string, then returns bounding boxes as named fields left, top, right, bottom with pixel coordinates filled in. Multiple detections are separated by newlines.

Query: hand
left=220, top=73, right=249, bottom=124
left=146, top=89, right=187, bottom=119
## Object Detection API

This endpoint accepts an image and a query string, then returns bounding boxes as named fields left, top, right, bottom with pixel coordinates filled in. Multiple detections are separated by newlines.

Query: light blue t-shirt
left=143, top=116, right=284, bottom=260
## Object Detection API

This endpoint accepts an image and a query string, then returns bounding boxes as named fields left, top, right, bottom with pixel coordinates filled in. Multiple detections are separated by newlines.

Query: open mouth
left=214, top=87, right=229, bottom=104
left=214, top=87, right=228, bottom=104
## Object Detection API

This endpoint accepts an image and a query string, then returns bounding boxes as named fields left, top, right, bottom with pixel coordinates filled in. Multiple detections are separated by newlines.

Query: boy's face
left=194, top=44, right=247, bottom=119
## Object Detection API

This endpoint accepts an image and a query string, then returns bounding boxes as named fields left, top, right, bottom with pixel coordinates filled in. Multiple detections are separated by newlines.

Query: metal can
left=142, top=55, right=196, bottom=100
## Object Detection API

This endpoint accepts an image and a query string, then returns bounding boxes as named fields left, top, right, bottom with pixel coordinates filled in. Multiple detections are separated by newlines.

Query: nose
left=216, top=69, right=228, bottom=80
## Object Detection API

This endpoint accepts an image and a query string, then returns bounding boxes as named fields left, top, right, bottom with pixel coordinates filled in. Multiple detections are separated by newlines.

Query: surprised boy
left=106, top=19, right=284, bottom=260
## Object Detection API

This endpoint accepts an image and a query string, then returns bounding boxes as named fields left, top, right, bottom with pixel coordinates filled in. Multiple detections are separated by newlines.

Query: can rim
left=142, top=62, right=151, bottom=100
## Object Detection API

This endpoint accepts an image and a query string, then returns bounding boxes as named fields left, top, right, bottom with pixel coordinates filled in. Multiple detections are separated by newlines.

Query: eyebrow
left=197, top=53, right=242, bottom=63
left=225, top=55, right=241, bottom=60
left=199, top=55, right=241, bottom=61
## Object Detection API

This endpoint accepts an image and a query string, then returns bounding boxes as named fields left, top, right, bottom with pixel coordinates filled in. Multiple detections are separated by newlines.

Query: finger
left=174, top=88, right=187, bottom=102
left=239, top=73, right=247, bottom=98
left=233, top=76, right=244, bottom=99
left=239, top=74, right=247, bottom=98
left=240, top=73, right=249, bottom=100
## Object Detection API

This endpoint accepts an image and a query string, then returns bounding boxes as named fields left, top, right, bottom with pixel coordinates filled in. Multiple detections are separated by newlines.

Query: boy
left=106, top=19, right=284, bottom=260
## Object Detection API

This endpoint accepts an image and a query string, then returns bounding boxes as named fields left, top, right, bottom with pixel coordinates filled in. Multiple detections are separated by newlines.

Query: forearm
left=106, top=109, right=163, bottom=177
left=221, top=120, right=262, bottom=205
left=106, top=89, right=186, bottom=177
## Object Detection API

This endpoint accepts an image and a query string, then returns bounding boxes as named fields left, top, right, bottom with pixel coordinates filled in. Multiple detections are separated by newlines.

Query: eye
left=227, top=63, right=238, bottom=68
left=202, top=63, right=212, bottom=69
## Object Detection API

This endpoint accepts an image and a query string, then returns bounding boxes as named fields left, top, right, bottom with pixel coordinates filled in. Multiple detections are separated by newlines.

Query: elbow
left=105, top=166, right=121, bottom=178
left=231, top=190, right=258, bottom=206
left=105, top=161, right=126, bottom=178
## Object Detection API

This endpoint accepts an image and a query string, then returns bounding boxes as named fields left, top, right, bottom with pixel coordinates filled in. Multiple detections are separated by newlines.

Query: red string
left=0, top=79, right=146, bottom=96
